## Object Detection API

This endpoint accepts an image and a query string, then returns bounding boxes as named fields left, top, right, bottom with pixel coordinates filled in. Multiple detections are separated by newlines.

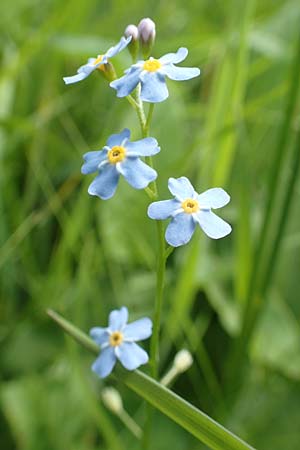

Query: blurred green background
left=1, top=0, right=300, bottom=449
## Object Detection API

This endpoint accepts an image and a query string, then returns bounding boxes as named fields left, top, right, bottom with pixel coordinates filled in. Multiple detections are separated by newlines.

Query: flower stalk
left=131, top=88, right=166, bottom=380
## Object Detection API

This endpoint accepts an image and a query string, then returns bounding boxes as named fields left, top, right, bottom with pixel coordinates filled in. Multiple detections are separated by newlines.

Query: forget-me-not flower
left=90, top=306, right=152, bottom=378
left=63, top=36, right=131, bottom=85
left=148, top=177, right=232, bottom=247
left=110, top=47, right=200, bottom=102
left=82, top=128, right=160, bottom=199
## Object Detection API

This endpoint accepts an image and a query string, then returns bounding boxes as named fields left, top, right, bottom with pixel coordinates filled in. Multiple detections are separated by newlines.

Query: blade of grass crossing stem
left=47, top=309, right=255, bottom=450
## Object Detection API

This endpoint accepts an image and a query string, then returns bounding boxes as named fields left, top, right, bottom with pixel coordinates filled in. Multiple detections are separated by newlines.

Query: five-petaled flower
left=81, top=128, right=160, bottom=199
left=63, top=36, right=131, bottom=85
left=110, top=47, right=200, bottom=103
left=148, top=177, right=232, bottom=246
left=90, top=307, right=152, bottom=378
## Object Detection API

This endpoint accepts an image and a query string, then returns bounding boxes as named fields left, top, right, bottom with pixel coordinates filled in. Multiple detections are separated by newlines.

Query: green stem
left=145, top=103, right=155, bottom=134
left=165, top=244, right=174, bottom=260
left=126, top=94, right=139, bottom=110
left=130, top=87, right=166, bottom=449
left=150, top=220, right=166, bottom=378
left=132, top=87, right=166, bottom=380
left=135, top=84, right=147, bottom=134
left=119, top=409, right=142, bottom=439
left=144, top=105, right=157, bottom=195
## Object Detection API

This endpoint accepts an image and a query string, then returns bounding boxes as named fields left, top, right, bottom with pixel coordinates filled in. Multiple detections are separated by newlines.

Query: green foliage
left=47, top=309, right=254, bottom=449
left=1, top=0, right=300, bottom=449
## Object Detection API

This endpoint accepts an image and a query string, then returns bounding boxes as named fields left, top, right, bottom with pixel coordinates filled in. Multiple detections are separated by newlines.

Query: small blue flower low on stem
left=81, top=128, right=160, bottom=199
left=148, top=177, right=232, bottom=246
left=90, top=306, right=152, bottom=378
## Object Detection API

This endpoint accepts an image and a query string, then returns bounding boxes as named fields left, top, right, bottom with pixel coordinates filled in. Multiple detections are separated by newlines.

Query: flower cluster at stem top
left=63, top=33, right=200, bottom=103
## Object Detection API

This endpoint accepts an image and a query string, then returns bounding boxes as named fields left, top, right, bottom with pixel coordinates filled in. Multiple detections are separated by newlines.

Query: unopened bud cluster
left=124, top=17, right=156, bottom=60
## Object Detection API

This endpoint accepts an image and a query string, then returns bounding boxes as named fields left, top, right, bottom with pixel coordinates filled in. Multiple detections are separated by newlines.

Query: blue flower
left=90, top=307, right=152, bottom=378
left=81, top=128, right=160, bottom=199
left=110, top=47, right=200, bottom=103
left=148, top=177, right=232, bottom=246
left=63, top=36, right=132, bottom=85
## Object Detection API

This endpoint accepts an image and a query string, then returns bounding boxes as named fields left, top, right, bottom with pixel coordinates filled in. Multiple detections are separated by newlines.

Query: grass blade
left=47, top=309, right=255, bottom=450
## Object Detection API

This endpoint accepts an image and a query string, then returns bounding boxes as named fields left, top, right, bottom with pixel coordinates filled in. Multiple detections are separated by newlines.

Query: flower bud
left=101, top=61, right=117, bottom=82
left=138, top=18, right=156, bottom=59
left=125, top=24, right=139, bottom=41
left=124, top=24, right=139, bottom=62
left=173, top=349, right=193, bottom=373
left=101, top=387, right=123, bottom=415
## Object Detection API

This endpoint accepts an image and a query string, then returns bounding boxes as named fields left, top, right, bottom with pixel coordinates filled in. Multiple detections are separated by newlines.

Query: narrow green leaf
left=234, top=30, right=300, bottom=365
left=47, top=309, right=255, bottom=450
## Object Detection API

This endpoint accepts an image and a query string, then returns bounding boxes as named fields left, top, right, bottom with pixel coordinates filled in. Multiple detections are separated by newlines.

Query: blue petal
left=63, top=72, right=89, bottom=85
left=105, top=36, right=132, bottom=58
left=115, top=342, right=149, bottom=370
left=168, top=177, right=197, bottom=201
left=63, top=63, right=96, bottom=85
left=81, top=150, right=108, bottom=174
left=123, top=318, right=152, bottom=341
left=107, top=129, right=131, bottom=147
left=125, top=137, right=160, bottom=157
left=148, top=199, right=180, bottom=220
left=165, top=213, right=196, bottom=247
left=162, top=65, right=200, bottom=81
left=78, top=63, right=101, bottom=74
left=159, top=47, right=188, bottom=65
left=110, top=67, right=141, bottom=97
left=140, top=72, right=169, bottom=103
left=83, top=150, right=108, bottom=162
left=195, top=210, right=232, bottom=239
left=88, top=165, right=119, bottom=200
left=117, top=158, right=157, bottom=189
left=197, top=188, right=230, bottom=209
left=92, top=347, right=116, bottom=378
left=109, top=307, right=128, bottom=331
left=90, top=327, right=109, bottom=346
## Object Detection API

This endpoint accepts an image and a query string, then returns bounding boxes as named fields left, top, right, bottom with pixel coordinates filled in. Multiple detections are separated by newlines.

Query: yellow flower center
left=109, top=331, right=124, bottom=347
left=108, top=146, right=126, bottom=164
left=143, top=58, right=162, bottom=72
left=93, top=55, right=105, bottom=72
left=181, top=198, right=199, bottom=214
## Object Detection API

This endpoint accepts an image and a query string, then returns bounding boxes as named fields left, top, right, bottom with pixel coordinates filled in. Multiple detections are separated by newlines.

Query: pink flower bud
left=124, top=24, right=139, bottom=62
left=124, top=24, right=139, bottom=41
left=138, top=18, right=156, bottom=44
